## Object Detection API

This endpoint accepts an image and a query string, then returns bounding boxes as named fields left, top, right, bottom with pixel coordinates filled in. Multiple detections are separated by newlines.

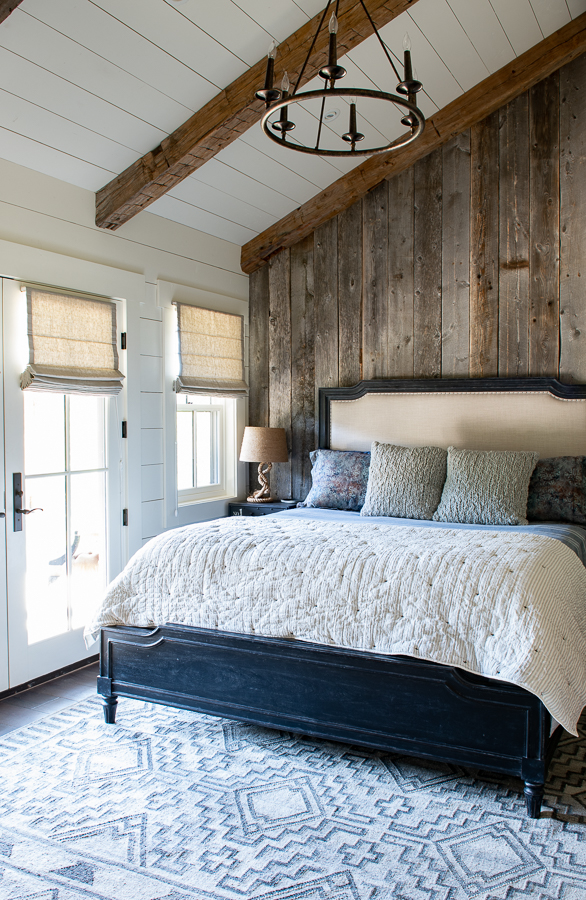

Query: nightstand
left=229, top=501, right=293, bottom=517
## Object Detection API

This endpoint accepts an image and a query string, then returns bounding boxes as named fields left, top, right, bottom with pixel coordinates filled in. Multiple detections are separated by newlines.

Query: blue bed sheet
left=278, top=507, right=586, bottom=567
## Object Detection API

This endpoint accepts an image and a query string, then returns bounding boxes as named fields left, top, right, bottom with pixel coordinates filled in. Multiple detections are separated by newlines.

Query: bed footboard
left=98, top=624, right=559, bottom=818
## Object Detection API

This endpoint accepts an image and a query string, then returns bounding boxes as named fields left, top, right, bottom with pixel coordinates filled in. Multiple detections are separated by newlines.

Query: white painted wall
left=0, top=157, right=248, bottom=562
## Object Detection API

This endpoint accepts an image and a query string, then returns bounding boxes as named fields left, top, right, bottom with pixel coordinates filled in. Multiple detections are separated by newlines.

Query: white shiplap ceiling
left=0, top=0, right=583, bottom=249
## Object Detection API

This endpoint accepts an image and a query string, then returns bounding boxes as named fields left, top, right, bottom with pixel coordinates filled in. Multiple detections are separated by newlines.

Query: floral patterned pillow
left=527, top=456, right=586, bottom=524
left=300, top=449, right=371, bottom=511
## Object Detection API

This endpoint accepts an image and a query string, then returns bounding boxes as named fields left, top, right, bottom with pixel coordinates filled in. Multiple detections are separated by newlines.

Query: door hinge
left=121, top=420, right=127, bottom=439
left=122, top=509, right=128, bottom=527
left=120, top=332, right=127, bottom=350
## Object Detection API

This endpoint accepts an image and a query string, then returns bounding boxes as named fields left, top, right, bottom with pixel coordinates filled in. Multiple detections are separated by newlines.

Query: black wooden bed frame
left=98, top=377, right=586, bottom=818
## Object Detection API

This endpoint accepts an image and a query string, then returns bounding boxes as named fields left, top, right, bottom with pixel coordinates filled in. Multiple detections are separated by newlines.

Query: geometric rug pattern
left=0, top=697, right=585, bottom=899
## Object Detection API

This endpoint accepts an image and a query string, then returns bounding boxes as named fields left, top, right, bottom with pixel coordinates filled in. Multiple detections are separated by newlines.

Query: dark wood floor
left=0, top=662, right=98, bottom=735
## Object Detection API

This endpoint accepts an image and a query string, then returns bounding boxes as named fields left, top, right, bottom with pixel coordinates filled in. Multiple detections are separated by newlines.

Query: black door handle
left=0, top=513, right=4, bottom=519
left=13, top=474, right=42, bottom=531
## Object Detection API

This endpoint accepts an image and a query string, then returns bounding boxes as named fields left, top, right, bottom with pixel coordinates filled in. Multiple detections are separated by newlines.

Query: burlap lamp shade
left=239, top=427, right=288, bottom=502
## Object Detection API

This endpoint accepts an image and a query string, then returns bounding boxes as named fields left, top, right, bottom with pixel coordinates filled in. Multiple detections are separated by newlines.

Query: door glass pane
left=70, top=395, right=105, bottom=471
left=24, top=475, right=68, bottom=644
left=70, top=472, right=107, bottom=631
left=24, top=393, right=65, bottom=475
left=177, top=410, right=194, bottom=490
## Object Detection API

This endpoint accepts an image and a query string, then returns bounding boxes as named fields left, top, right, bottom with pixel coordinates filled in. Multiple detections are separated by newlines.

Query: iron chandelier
left=255, top=0, right=425, bottom=158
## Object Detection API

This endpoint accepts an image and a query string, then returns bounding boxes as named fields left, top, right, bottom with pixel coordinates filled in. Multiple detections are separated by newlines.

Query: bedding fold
left=86, top=514, right=586, bottom=735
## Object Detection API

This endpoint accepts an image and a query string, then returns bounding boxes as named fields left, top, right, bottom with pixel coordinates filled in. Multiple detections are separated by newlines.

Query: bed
left=95, top=377, right=586, bottom=818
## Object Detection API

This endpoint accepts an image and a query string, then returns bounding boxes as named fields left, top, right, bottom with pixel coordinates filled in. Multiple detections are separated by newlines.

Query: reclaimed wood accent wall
left=249, top=55, right=586, bottom=502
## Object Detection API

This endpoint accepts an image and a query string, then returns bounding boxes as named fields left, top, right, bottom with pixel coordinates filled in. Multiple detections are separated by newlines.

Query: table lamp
left=239, top=426, right=289, bottom=502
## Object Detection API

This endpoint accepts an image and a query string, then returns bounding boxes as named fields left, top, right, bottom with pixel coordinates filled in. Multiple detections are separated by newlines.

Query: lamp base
left=247, top=461, right=275, bottom=503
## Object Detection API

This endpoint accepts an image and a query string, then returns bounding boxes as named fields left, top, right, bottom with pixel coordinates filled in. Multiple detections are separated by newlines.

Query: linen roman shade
left=174, top=302, right=247, bottom=397
left=20, top=288, right=124, bottom=395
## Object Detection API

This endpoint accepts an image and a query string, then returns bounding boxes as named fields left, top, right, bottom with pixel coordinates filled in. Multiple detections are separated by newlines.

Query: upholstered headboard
left=319, top=379, right=586, bottom=459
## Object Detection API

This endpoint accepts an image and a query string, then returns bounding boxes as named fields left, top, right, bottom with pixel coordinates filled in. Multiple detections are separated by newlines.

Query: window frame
left=161, top=296, right=247, bottom=527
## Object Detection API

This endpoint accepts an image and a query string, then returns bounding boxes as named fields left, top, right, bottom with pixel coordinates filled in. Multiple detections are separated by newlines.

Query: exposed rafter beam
left=95, top=0, right=420, bottom=231
left=0, top=0, right=24, bottom=25
left=242, top=12, right=586, bottom=275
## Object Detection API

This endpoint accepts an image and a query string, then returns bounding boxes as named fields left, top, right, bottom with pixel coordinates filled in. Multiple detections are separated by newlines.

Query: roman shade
left=174, top=302, right=247, bottom=397
left=20, top=288, right=124, bottom=395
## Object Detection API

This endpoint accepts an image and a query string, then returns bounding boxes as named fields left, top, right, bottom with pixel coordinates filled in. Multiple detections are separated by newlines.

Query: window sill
left=178, top=491, right=238, bottom=508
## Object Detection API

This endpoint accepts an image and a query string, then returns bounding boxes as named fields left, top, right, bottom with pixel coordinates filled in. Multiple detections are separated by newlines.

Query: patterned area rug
left=0, top=697, right=585, bottom=899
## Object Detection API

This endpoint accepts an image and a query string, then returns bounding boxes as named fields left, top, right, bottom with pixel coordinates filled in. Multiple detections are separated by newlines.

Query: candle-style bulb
left=329, top=13, right=338, bottom=34
left=281, top=71, right=290, bottom=93
left=403, top=33, right=411, bottom=52
left=349, top=96, right=357, bottom=107
left=268, top=39, right=277, bottom=59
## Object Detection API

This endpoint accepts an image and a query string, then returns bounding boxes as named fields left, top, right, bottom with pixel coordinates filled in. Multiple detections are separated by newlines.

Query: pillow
left=433, top=446, right=539, bottom=526
left=300, top=449, right=370, bottom=511
left=527, top=456, right=586, bottom=524
left=360, top=442, right=447, bottom=520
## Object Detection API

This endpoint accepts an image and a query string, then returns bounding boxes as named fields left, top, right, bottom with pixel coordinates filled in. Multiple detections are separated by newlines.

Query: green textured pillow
left=360, top=442, right=447, bottom=520
left=433, top=446, right=539, bottom=526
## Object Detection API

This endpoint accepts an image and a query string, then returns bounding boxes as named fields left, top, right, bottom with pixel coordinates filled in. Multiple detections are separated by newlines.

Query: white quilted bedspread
left=87, top=515, right=586, bottom=735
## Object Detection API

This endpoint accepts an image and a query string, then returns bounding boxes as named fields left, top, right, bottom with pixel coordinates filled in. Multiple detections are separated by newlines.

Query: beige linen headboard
left=320, top=379, right=586, bottom=459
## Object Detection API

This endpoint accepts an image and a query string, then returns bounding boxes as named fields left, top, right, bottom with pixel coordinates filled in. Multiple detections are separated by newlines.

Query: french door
left=2, top=278, right=124, bottom=686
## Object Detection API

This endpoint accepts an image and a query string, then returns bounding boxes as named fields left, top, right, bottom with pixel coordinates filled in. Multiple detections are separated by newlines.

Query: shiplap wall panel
left=248, top=58, right=586, bottom=502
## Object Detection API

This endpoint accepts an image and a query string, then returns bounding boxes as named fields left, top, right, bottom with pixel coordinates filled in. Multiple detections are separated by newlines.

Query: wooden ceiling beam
left=95, top=0, right=418, bottom=232
left=241, top=12, right=586, bottom=274
left=0, top=0, right=24, bottom=25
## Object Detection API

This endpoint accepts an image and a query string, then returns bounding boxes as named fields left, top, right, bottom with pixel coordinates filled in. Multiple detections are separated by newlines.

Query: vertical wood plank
left=387, top=168, right=415, bottom=377
left=314, top=217, right=338, bottom=443
left=441, top=132, right=470, bottom=377
left=470, top=111, right=499, bottom=377
left=268, top=249, right=292, bottom=500
left=413, top=149, right=442, bottom=378
left=290, top=234, right=315, bottom=501
left=338, top=202, right=362, bottom=386
left=248, top=264, right=269, bottom=495
left=498, top=94, right=530, bottom=377
left=529, top=72, right=560, bottom=377
left=560, top=55, right=586, bottom=382
left=363, top=181, right=389, bottom=380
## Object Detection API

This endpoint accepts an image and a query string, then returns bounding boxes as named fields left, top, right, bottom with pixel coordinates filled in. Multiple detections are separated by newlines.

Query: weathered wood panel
left=363, top=181, right=389, bottom=380
left=529, top=73, right=560, bottom=377
left=442, top=133, right=470, bottom=378
left=290, top=235, right=315, bottom=503
left=498, top=94, right=530, bottom=377
left=268, top=250, right=292, bottom=500
left=313, top=218, right=339, bottom=444
left=413, top=150, right=442, bottom=378
left=337, top=203, right=363, bottom=386
left=248, top=265, right=269, bottom=494
left=387, top=168, right=415, bottom=378
left=560, top=54, right=586, bottom=382
left=470, top=112, right=499, bottom=377
left=252, top=57, right=586, bottom=501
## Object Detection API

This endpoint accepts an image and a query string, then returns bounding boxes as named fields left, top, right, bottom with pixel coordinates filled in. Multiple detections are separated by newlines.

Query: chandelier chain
left=292, top=0, right=333, bottom=97
left=357, top=0, right=402, bottom=83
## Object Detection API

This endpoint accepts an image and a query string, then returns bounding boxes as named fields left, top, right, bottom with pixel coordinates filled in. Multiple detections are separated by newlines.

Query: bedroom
left=0, top=0, right=586, bottom=898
